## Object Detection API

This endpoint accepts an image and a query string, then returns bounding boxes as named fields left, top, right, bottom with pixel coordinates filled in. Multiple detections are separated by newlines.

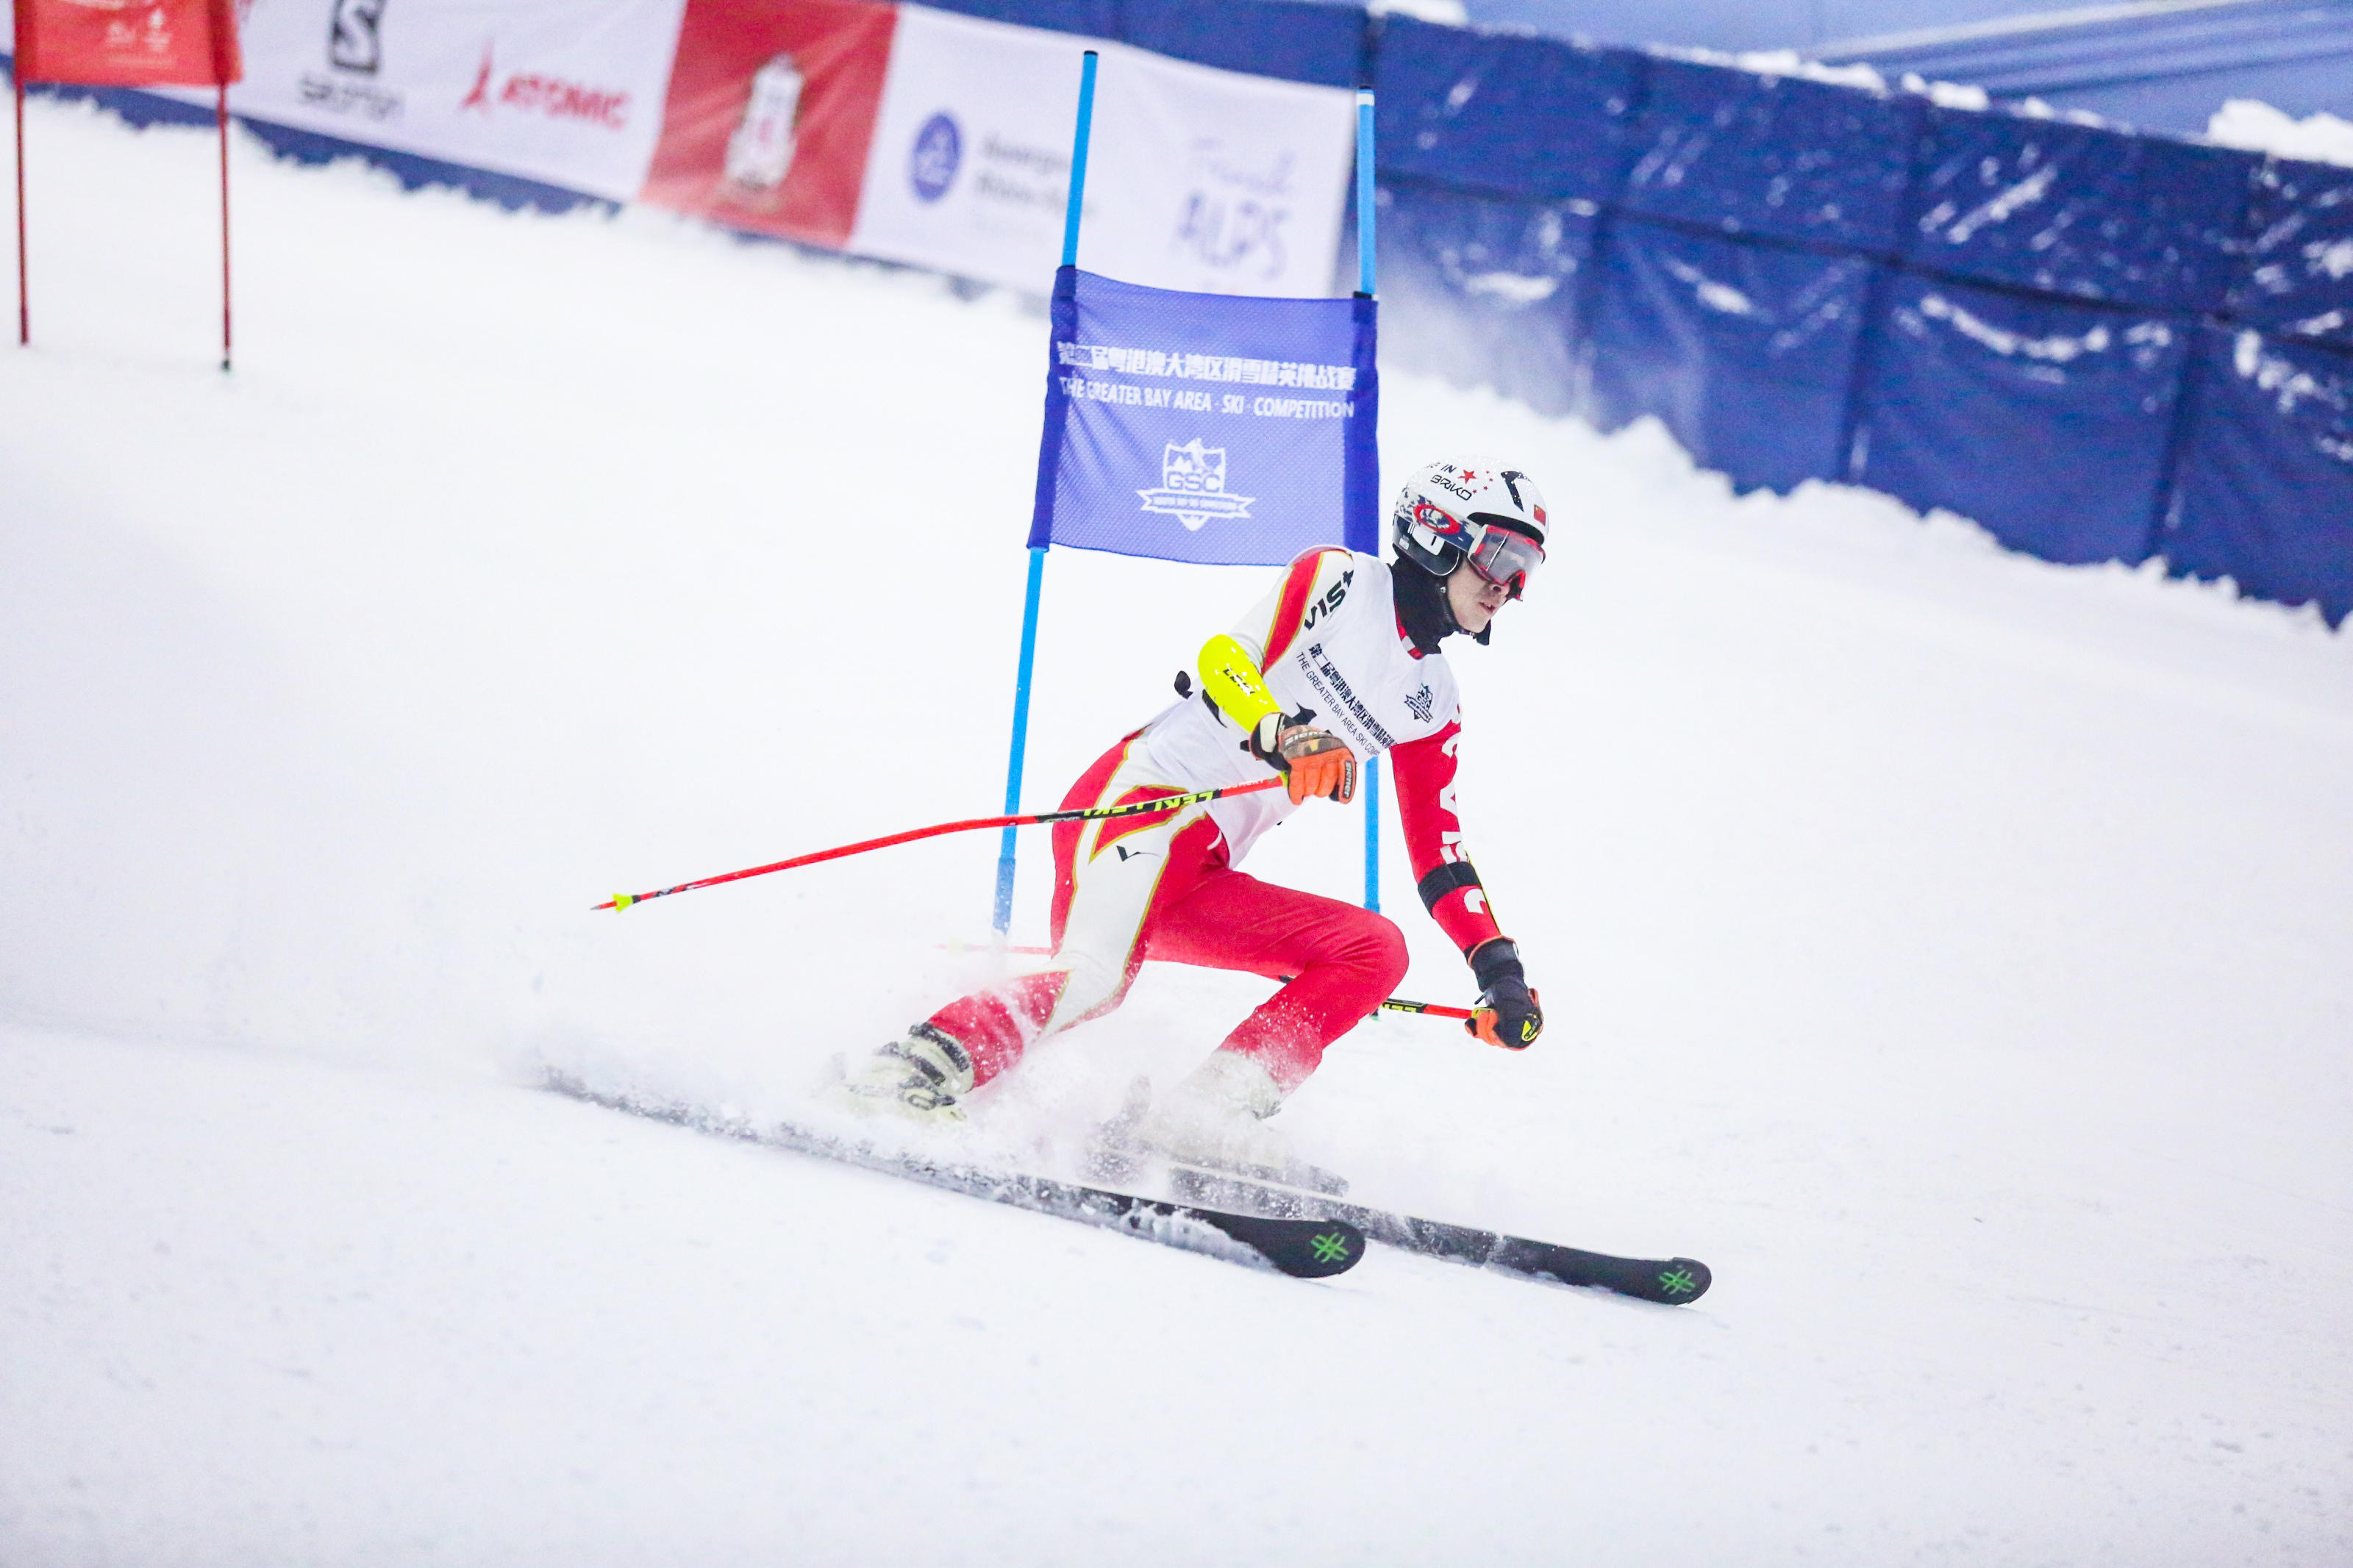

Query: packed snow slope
left=6, top=93, right=2352, bottom=1567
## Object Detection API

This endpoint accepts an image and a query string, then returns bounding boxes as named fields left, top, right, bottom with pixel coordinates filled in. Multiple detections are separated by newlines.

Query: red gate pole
left=215, top=83, right=230, bottom=371
left=15, top=76, right=26, bottom=347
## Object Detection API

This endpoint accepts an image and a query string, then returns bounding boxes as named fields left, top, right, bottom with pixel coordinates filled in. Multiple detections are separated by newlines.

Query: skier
left=840, top=458, right=1549, bottom=1179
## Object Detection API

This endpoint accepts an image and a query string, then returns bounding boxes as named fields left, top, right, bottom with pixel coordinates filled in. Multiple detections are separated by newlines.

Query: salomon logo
left=328, top=0, right=386, bottom=73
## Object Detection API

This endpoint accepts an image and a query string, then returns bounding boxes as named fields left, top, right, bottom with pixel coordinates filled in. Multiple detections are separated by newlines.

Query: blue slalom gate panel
left=2163, top=328, right=2353, bottom=626
left=1030, top=267, right=1379, bottom=565
left=1903, top=105, right=2256, bottom=312
left=1377, top=182, right=1598, bottom=417
left=1850, top=272, right=2193, bottom=564
left=2231, top=155, right=2353, bottom=351
left=1373, top=17, right=1643, bottom=201
left=1588, top=219, right=1876, bottom=493
left=1618, top=58, right=1924, bottom=254
left=1121, top=0, right=1368, bottom=86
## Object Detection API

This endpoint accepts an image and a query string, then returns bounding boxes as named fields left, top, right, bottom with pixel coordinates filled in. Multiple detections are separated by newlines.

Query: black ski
left=540, top=1071, right=1365, bottom=1280
left=1161, top=1163, right=1711, bottom=1306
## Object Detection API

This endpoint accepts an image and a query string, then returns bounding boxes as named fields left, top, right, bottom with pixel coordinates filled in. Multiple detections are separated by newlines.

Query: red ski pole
left=1277, top=975, right=1475, bottom=1022
left=596, top=775, right=1286, bottom=912
left=1365, top=993, right=1477, bottom=1022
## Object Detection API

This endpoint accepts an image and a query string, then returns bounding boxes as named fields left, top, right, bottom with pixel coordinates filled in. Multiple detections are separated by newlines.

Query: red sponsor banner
left=640, top=0, right=894, bottom=250
left=14, top=0, right=242, bottom=87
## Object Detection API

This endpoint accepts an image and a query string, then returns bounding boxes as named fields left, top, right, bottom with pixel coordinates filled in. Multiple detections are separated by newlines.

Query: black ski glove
left=1468, top=939, right=1542, bottom=1050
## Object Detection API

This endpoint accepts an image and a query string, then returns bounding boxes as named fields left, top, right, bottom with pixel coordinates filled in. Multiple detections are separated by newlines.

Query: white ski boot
left=1135, top=1050, right=1301, bottom=1182
left=836, top=1023, right=975, bottom=1125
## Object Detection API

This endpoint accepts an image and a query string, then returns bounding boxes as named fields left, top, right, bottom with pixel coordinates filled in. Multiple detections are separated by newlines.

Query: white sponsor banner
left=184, top=0, right=688, bottom=201
left=850, top=7, right=1354, bottom=298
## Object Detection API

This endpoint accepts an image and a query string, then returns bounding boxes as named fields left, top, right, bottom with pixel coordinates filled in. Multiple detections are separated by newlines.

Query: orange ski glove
left=1248, top=713, right=1358, bottom=804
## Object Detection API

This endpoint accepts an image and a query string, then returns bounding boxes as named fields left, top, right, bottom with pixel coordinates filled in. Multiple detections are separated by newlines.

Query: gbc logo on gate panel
left=328, top=0, right=387, bottom=75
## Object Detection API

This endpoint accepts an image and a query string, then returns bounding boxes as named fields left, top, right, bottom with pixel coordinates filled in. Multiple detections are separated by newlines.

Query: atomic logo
left=460, top=45, right=494, bottom=112
left=459, top=41, right=629, bottom=129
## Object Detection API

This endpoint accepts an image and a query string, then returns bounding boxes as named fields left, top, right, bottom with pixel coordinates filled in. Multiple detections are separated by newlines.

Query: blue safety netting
left=2163, top=328, right=2353, bottom=625
left=1374, top=18, right=1643, bottom=201
left=1378, top=182, right=1596, bottom=418
left=1617, top=58, right=1922, bottom=253
left=1587, top=220, right=1876, bottom=492
left=918, top=0, right=1123, bottom=41
left=1121, top=0, right=1367, bottom=87
left=1902, top=104, right=2256, bottom=312
left=1029, top=267, right=1379, bottom=565
left=2231, top=155, right=2353, bottom=351
left=1849, top=272, right=2193, bottom=564
left=1371, top=40, right=2346, bottom=609
left=922, top=0, right=1368, bottom=87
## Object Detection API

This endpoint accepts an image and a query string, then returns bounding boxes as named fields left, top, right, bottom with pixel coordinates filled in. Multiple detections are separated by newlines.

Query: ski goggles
left=1463, top=519, right=1546, bottom=598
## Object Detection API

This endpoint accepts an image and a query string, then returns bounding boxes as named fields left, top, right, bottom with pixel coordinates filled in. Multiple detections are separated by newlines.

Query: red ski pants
left=925, top=733, right=1407, bottom=1093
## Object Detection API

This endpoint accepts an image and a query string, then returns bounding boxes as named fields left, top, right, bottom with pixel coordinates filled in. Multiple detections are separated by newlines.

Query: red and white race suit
left=925, top=548, right=1508, bottom=1093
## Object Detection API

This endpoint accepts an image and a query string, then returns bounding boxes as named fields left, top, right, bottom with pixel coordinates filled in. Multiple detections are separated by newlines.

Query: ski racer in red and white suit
left=843, top=459, right=1549, bottom=1178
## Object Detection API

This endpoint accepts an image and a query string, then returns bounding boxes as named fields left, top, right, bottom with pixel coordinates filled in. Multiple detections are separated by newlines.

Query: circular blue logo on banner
left=910, top=113, right=963, bottom=203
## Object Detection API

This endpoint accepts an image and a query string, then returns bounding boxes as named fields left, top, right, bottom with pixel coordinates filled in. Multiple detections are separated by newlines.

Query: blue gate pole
left=1354, top=85, right=1382, bottom=914
left=991, top=49, right=1099, bottom=938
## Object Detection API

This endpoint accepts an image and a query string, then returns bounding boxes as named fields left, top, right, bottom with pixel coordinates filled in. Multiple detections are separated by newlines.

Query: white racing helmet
left=1391, top=458, right=1550, bottom=597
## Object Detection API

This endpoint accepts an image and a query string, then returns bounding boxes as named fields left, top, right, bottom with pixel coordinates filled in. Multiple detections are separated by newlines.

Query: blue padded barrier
left=2161, top=329, right=2353, bottom=626
left=917, top=0, right=1122, bottom=37
left=1618, top=58, right=1922, bottom=254
left=1376, top=179, right=1596, bottom=416
left=10, top=76, right=216, bottom=131
left=240, top=121, right=606, bottom=214
left=2231, top=155, right=2353, bottom=350
left=1849, top=272, right=2192, bottom=564
left=0, top=71, right=600, bottom=213
left=1373, top=17, right=1643, bottom=201
left=1121, top=0, right=1368, bottom=87
left=1587, top=218, right=1877, bottom=492
left=1904, top=104, right=2256, bottom=313
left=14, top=11, right=2353, bottom=620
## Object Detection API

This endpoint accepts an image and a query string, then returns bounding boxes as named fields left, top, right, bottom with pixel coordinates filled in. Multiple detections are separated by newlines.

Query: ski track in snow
left=4, top=93, right=2351, bottom=1564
